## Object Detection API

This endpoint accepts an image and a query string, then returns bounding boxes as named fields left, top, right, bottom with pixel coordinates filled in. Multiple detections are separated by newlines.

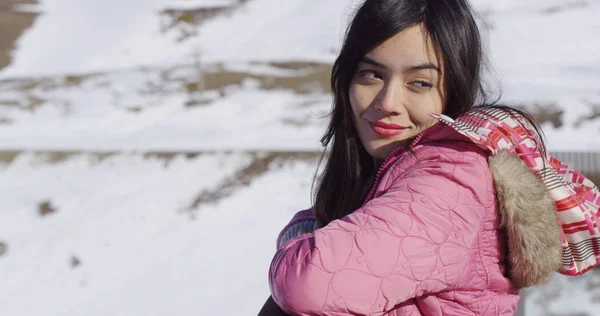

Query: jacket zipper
left=364, top=123, right=445, bottom=202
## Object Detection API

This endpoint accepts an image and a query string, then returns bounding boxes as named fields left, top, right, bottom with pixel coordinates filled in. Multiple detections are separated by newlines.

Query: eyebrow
left=360, top=56, right=441, bottom=73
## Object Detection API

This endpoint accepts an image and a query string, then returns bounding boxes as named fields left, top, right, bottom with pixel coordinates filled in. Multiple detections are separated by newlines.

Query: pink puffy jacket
left=269, top=123, right=562, bottom=315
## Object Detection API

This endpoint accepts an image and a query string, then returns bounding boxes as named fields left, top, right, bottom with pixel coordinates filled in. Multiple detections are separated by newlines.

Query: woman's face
left=349, top=24, right=447, bottom=160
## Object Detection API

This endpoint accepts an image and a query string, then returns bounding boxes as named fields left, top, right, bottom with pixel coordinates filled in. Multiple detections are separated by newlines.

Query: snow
left=526, top=272, right=600, bottom=315
left=0, top=152, right=316, bottom=315
left=11, top=4, right=45, bottom=14
left=164, top=0, right=238, bottom=10
left=0, top=0, right=598, bottom=151
left=0, top=69, right=330, bottom=151
left=0, top=0, right=599, bottom=315
left=0, top=0, right=357, bottom=78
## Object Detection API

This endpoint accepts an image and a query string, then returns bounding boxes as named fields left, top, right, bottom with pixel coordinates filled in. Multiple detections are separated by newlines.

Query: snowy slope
left=0, top=0, right=598, bottom=151
left=0, top=64, right=332, bottom=151
left=0, top=0, right=357, bottom=77
left=0, top=0, right=599, bottom=315
left=0, top=152, right=319, bottom=315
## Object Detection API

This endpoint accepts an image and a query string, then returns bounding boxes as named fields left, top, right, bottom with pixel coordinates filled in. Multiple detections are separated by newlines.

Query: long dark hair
left=313, top=0, right=545, bottom=225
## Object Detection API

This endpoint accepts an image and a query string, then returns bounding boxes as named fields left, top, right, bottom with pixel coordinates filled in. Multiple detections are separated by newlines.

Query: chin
left=365, top=142, right=393, bottom=160
left=365, top=139, right=407, bottom=160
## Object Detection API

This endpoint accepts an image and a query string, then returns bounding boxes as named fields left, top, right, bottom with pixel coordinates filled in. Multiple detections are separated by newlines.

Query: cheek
left=426, top=86, right=445, bottom=112
left=348, top=85, right=361, bottom=119
left=422, top=90, right=445, bottom=115
left=407, top=95, right=443, bottom=127
left=436, top=79, right=447, bottom=113
left=348, top=85, right=372, bottom=143
left=348, top=84, right=371, bottom=119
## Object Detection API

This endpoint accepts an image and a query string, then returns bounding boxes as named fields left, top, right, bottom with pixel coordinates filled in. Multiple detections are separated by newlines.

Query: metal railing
left=550, top=151, right=600, bottom=175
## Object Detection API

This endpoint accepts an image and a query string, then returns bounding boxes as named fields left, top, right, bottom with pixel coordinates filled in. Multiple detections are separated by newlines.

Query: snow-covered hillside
left=0, top=0, right=599, bottom=315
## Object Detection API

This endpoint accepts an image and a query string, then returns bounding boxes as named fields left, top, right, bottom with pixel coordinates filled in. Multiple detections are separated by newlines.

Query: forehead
left=366, top=24, right=441, bottom=70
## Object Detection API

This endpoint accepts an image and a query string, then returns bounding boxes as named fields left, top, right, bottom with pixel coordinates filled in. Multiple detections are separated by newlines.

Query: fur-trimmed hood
left=432, top=105, right=600, bottom=286
left=489, top=150, right=562, bottom=289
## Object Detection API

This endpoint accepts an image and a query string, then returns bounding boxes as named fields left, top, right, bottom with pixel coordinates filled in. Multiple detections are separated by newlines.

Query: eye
left=358, top=70, right=382, bottom=81
left=409, top=81, right=433, bottom=89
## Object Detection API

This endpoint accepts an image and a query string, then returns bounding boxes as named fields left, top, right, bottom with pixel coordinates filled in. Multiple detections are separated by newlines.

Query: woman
left=261, top=0, right=600, bottom=315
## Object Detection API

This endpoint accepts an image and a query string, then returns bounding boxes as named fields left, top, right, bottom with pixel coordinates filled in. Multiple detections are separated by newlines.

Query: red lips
left=369, top=120, right=406, bottom=137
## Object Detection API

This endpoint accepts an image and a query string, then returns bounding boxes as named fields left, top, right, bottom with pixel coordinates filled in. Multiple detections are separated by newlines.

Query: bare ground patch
left=517, top=102, right=564, bottom=128
left=183, top=151, right=321, bottom=215
left=541, top=0, right=589, bottom=15
left=0, top=151, right=121, bottom=166
left=0, top=151, right=19, bottom=164
left=38, top=199, right=57, bottom=217
left=34, top=151, right=80, bottom=164
left=167, top=61, right=332, bottom=107
left=587, top=174, right=600, bottom=188
left=0, top=61, right=331, bottom=115
left=0, top=240, right=7, bottom=257
left=0, top=0, right=39, bottom=72
left=575, top=101, right=600, bottom=128
left=159, top=0, right=253, bottom=42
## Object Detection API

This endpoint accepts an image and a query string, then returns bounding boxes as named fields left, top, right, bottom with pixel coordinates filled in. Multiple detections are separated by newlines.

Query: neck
left=373, top=158, right=383, bottom=169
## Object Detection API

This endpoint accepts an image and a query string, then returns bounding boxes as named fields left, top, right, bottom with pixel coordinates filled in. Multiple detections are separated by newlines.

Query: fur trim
left=489, top=150, right=563, bottom=289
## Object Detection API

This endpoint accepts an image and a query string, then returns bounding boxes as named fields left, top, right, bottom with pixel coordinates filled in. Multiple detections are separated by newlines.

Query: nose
left=374, top=80, right=405, bottom=115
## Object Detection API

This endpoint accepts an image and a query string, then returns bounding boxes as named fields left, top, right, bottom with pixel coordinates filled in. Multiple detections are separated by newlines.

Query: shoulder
left=415, top=139, right=488, bottom=165
left=380, top=136, right=493, bottom=203
left=361, top=135, right=494, bottom=235
left=390, top=134, right=491, bottom=182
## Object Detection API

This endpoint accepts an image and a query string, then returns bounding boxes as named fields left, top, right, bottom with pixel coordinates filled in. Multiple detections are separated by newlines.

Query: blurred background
left=0, top=0, right=598, bottom=315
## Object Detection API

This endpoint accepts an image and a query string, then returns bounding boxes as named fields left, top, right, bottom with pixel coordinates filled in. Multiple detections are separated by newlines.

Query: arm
left=259, top=209, right=317, bottom=316
left=258, top=295, right=291, bottom=316
left=275, top=208, right=318, bottom=248
left=269, top=149, right=490, bottom=315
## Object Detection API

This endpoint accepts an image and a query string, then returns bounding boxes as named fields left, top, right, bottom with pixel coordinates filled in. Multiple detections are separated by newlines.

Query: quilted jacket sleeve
left=268, top=147, right=492, bottom=315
